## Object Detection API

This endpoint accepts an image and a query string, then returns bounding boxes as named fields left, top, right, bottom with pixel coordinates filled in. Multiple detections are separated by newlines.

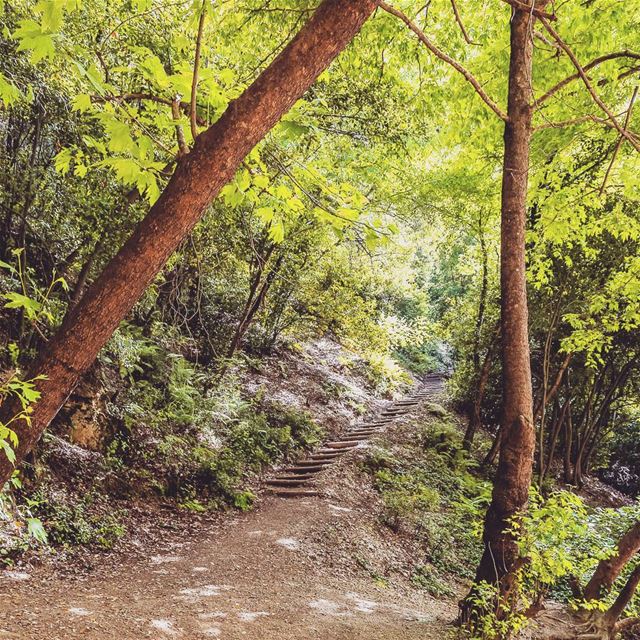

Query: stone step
left=310, top=452, right=343, bottom=460
left=268, top=382, right=442, bottom=499
left=269, top=487, right=321, bottom=498
left=323, top=441, right=360, bottom=449
left=274, top=473, right=316, bottom=480
left=346, top=429, right=380, bottom=436
left=266, top=477, right=313, bottom=487
left=285, top=465, right=326, bottom=473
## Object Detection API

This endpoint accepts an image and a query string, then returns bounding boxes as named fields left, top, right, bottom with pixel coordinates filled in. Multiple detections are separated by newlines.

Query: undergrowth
left=360, top=408, right=492, bottom=597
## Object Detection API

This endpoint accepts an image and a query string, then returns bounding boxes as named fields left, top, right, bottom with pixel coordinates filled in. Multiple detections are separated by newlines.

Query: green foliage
left=411, top=564, right=455, bottom=597
left=26, top=487, right=126, bottom=549
left=99, top=333, right=324, bottom=508
left=463, top=581, right=529, bottom=640
left=0, top=249, right=67, bottom=327
left=362, top=411, right=490, bottom=586
left=463, top=492, right=640, bottom=630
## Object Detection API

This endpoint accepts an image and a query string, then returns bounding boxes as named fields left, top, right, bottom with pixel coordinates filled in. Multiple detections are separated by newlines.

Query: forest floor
left=0, top=494, right=455, bottom=640
left=0, top=378, right=459, bottom=640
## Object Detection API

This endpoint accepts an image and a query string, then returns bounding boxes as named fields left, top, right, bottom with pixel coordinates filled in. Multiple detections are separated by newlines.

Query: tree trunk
left=533, top=352, right=571, bottom=423
left=0, top=0, right=376, bottom=487
left=482, top=424, right=502, bottom=468
left=563, top=398, right=574, bottom=484
left=464, top=0, right=540, bottom=609
left=540, top=397, right=569, bottom=484
left=66, top=238, right=105, bottom=313
left=584, top=521, right=640, bottom=601
left=604, top=564, right=640, bottom=631
left=226, top=253, right=284, bottom=360
left=472, top=225, right=489, bottom=371
left=463, top=322, right=499, bottom=451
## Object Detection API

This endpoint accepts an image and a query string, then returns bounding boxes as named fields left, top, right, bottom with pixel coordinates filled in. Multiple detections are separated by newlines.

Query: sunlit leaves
left=0, top=73, right=22, bottom=107
left=13, top=20, right=56, bottom=64
left=71, top=93, right=93, bottom=112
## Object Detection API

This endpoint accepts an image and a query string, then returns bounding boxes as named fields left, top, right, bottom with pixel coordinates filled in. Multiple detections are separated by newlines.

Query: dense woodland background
left=0, top=0, right=640, bottom=637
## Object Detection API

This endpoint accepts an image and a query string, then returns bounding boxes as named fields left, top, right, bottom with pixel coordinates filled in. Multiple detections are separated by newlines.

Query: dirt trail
left=0, top=379, right=455, bottom=640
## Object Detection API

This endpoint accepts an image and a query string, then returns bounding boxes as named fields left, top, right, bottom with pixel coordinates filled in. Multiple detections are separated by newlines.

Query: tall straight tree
left=470, top=0, right=543, bottom=595
left=374, top=0, right=639, bottom=610
left=376, top=0, right=542, bottom=604
left=0, top=0, right=377, bottom=486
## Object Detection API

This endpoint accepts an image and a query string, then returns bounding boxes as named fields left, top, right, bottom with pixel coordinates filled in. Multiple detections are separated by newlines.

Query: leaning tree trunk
left=584, top=521, right=640, bottom=602
left=463, top=0, right=542, bottom=612
left=572, top=523, right=640, bottom=639
left=0, top=0, right=376, bottom=487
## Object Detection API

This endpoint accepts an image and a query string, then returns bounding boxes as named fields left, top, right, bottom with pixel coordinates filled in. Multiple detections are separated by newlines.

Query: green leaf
left=72, top=93, right=93, bottom=112
left=73, top=163, right=88, bottom=177
left=26, top=518, right=48, bottom=544
left=253, top=174, right=269, bottom=189
left=3, top=292, right=42, bottom=320
left=255, top=206, right=274, bottom=224
left=220, top=183, right=244, bottom=207
left=13, top=20, right=56, bottom=64
left=54, top=147, right=73, bottom=174
left=102, top=157, right=142, bottom=185
left=104, top=118, right=133, bottom=153
left=139, top=54, right=170, bottom=90
left=0, top=72, right=22, bottom=107
left=36, top=0, right=64, bottom=31
left=278, top=119, right=309, bottom=140
left=269, top=220, right=285, bottom=243
left=136, top=171, right=161, bottom=204
left=1, top=440, right=16, bottom=465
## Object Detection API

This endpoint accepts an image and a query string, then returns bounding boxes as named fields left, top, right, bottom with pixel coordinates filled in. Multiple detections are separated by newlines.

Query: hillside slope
left=1, top=380, right=463, bottom=640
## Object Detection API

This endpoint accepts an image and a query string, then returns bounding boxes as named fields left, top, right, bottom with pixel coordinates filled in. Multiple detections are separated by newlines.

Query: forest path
left=0, top=377, right=454, bottom=640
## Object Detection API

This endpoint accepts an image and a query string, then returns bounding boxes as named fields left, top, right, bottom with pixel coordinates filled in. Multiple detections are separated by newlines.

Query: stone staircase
left=265, top=374, right=444, bottom=498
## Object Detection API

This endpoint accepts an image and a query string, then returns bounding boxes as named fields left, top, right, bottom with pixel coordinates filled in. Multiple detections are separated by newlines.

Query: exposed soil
left=1, top=490, right=455, bottom=640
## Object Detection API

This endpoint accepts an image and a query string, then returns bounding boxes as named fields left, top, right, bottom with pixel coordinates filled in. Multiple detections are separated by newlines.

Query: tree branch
left=537, top=50, right=640, bottom=105
left=91, top=93, right=208, bottom=126
left=539, top=18, right=640, bottom=152
left=599, top=86, right=638, bottom=195
left=498, top=0, right=556, bottom=21
left=376, top=0, right=507, bottom=121
left=171, top=95, right=189, bottom=157
left=190, top=1, right=207, bottom=141
left=449, top=0, right=477, bottom=45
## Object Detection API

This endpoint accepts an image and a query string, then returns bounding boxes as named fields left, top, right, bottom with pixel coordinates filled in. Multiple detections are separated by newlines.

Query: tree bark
left=226, top=252, right=284, bottom=360
left=472, top=223, right=489, bottom=371
left=0, top=0, right=376, bottom=487
left=584, top=521, right=640, bottom=601
left=605, top=564, right=640, bottom=631
left=465, top=0, right=542, bottom=607
left=533, top=352, right=571, bottom=423
left=540, top=397, right=569, bottom=484
left=463, top=322, right=499, bottom=451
